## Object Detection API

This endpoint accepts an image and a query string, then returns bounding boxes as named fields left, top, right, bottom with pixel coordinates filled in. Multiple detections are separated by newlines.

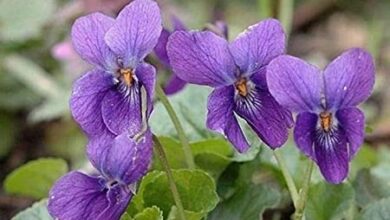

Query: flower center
left=108, top=180, right=119, bottom=187
left=235, top=78, right=248, bottom=97
left=119, top=68, right=134, bottom=86
left=319, top=112, right=332, bottom=132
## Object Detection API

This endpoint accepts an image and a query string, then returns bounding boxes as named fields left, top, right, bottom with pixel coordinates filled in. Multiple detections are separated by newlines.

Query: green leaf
left=127, top=171, right=162, bottom=216
left=350, top=145, right=378, bottom=179
left=259, top=140, right=327, bottom=187
left=376, top=147, right=390, bottom=164
left=194, top=152, right=231, bottom=179
left=208, top=184, right=280, bottom=220
left=134, top=206, right=163, bottom=220
left=120, top=213, right=133, bottom=220
left=215, top=149, right=284, bottom=201
left=4, top=158, right=68, bottom=199
left=0, top=87, right=41, bottom=110
left=150, top=85, right=261, bottom=161
left=358, top=197, right=390, bottom=220
left=12, top=199, right=52, bottom=220
left=0, top=72, right=41, bottom=110
left=167, top=206, right=203, bottom=220
left=140, top=169, right=219, bottom=219
left=191, top=139, right=233, bottom=157
left=3, top=55, right=63, bottom=99
left=152, top=137, right=187, bottom=170
left=230, top=142, right=261, bottom=162
left=353, top=167, right=390, bottom=207
left=150, top=85, right=213, bottom=141
left=153, top=137, right=233, bottom=179
left=305, top=182, right=355, bottom=220
left=29, top=94, right=70, bottom=122
left=209, top=153, right=282, bottom=220
left=0, top=0, right=56, bottom=42
left=123, top=206, right=163, bottom=220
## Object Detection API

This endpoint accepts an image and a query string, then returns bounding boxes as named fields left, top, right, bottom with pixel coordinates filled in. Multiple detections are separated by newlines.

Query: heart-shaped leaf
left=4, top=158, right=68, bottom=199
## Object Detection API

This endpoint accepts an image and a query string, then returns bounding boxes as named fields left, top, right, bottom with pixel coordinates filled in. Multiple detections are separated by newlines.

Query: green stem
left=273, top=150, right=299, bottom=206
left=153, top=135, right=187, bottom=220
left=155, top=85, right=195, bottom=169
left=294, top=160, right=314, bottom=220
left=258, top=0, right=272, bottom=18
left=278, top=0, right=294, bottom=37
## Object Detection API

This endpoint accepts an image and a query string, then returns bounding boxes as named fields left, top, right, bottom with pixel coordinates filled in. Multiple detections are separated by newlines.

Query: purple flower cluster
left=48, top=0, right=161, bottom=219
left=166, top=19, right=374, bottom=183
left=48, top=0, right=375, bottom=218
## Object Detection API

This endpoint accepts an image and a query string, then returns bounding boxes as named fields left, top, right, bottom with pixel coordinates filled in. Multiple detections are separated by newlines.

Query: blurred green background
left=1, top=0, right=390, bottom=219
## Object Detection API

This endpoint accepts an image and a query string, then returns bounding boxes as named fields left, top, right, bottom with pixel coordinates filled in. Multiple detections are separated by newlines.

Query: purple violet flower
left=70, top=0, right=162, bottom=141
left=154, top=17, right=229, bottom=95
left=48, top=131, right=153, bottom=220
left=166, top=19, right=293, bottom=152
left=266, top=48, right=375, bottom=184
left=154, top=16, right=188, bottom=95
left=204, top=20, right=229, bottom=39
left=214, top=21, right=228, bottom=39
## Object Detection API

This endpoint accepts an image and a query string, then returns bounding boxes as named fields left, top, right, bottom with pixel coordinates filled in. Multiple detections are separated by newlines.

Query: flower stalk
left=278, top=0, right=294, bottom=37
left=155, top=85, right=195, bottom=169
left=257, top=0, right=272, bottom=18
left=273, top=150, right=299, bottom=206
left=153, top=135, right=187, bottom=220
left=294, top=160, right=314, bottom=220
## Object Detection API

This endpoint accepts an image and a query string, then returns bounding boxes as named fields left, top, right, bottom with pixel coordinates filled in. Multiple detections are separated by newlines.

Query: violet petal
left=135, top=62, right=156, bottom=117
left=267, top=55, right=323, bottom=113
left=214, top=21, right=229, bottom=39
left=171, top=15, right=187, bottom=31
left=164, top=74, right=187, bottom=95
left=100, top=131, right=153, bottom=184
left=70, top=69, right=113, bottom=138
left=294, top=112, right=318, bottom=161
left=229, top=19, right=285, bottom=75
left=206, top=86, right=249, bottom=153
left=154, top=29, right=171, bottom=67
left=336, top=107, right=365, bottom=159
left=167, top=30, right=236, bottom=87
left=101, top=87, right=142, bottom=136
left=103, top=184, right=133, bottom=219
left=48, top=171, right=131, bottom=220
left=324, top=48, right=375, bottom=110
left=315, top=127, right=349, bottom=184
left=252, top=68, right=294, bottom=127
left=71, top=13, right=116, bottom=70
left=87, top=131, right=116, bottom=169
left=234, top=87, right=291, bottom=149
left=104, top=0, right=162, bottom=67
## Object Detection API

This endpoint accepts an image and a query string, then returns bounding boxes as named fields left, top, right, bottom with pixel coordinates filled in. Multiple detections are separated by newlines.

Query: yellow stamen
left=319, top=112, right=332, bottom=132
left=235, top=78, right=248, bottom=97
left=119, top=68, right=134, bottom=86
